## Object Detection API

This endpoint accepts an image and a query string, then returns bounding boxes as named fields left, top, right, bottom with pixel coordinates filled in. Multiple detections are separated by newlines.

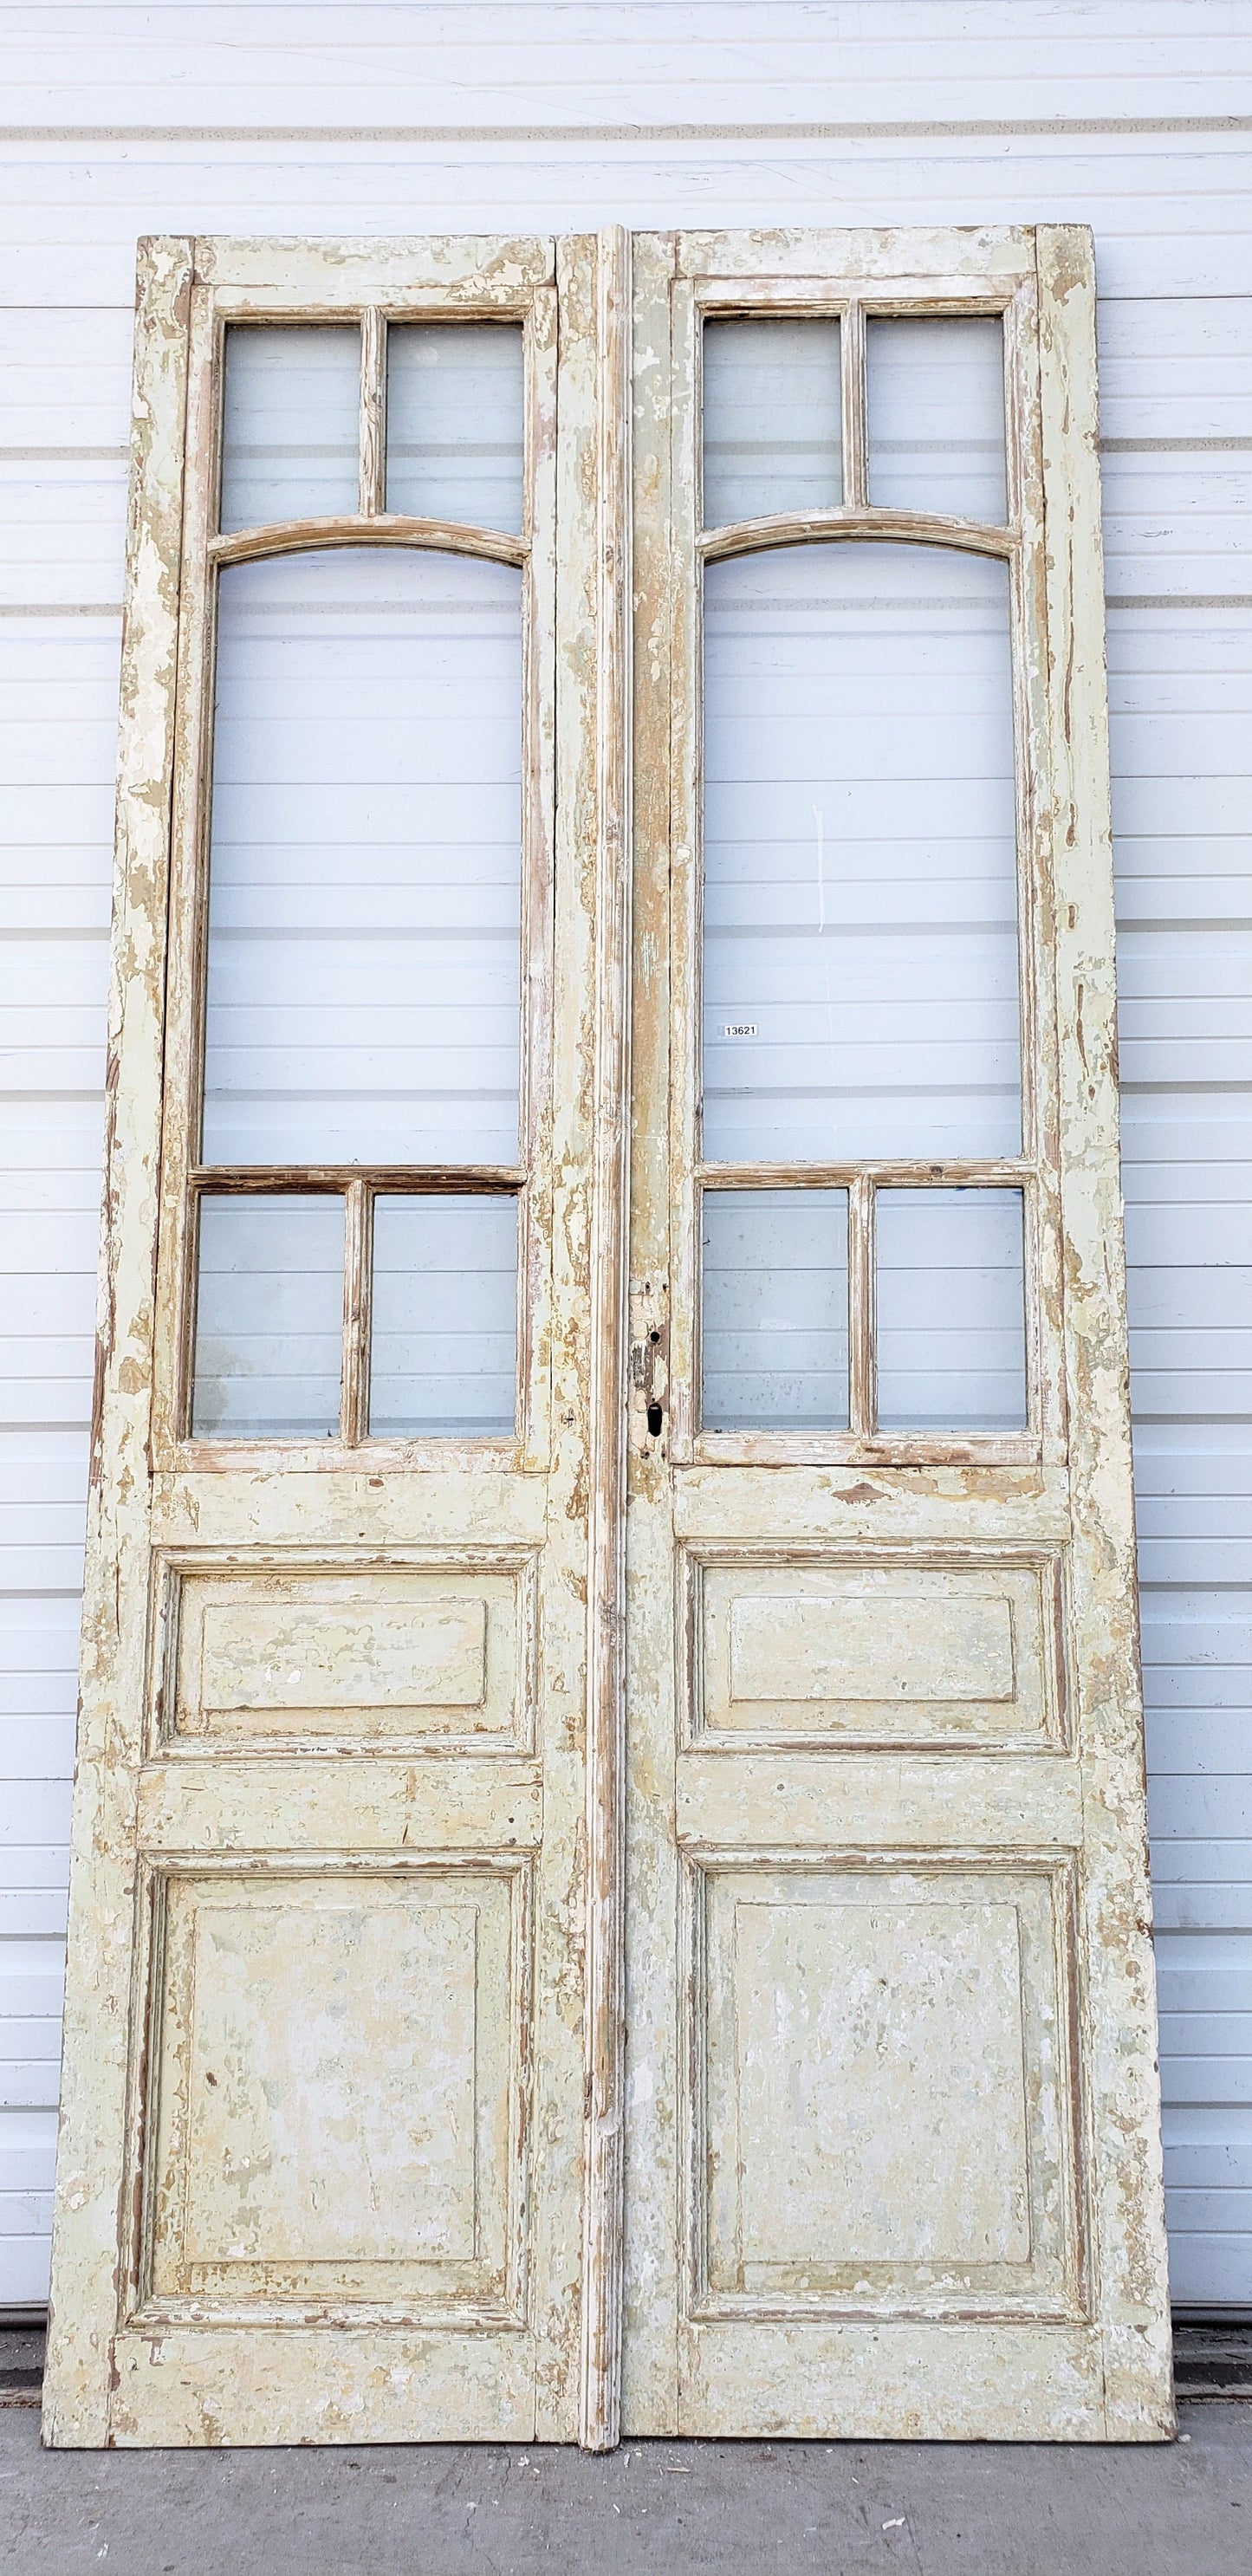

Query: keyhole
left=646, top=1401, right=664, bottom=1437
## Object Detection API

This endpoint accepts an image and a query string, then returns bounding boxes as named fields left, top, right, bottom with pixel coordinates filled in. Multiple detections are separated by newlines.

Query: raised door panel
left=163, top=1556, right=536, bottom=1750
left=689, top=1549, right=1067, bottom=1750
left=140, top=1867, right=525, bottom=2315
left=688, top=1861, right=1083, bottom=2317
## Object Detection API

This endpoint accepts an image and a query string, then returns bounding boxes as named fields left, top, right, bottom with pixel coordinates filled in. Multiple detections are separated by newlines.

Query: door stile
left=665, top=270, right=704, bottom=1476
left=1035, top=225, right=1172, bottom=2428
left=577, top=225, right=634, bottom=2454
left=42, top=237, right=195, bottom=2444
left=1005, top=257, right=1069, bottom=1482
left=622, top=227, right=682, bottom=2433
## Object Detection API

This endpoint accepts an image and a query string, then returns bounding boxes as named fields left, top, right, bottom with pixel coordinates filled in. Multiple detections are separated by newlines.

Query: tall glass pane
left=704, top=320, right=842, bottom=528
left=386, top=324, right=524, bottom=534
left=703, top=542, right=1019, bottom=1162
left=204, top=548, right=522, bottom=1166
left=702, top=1189, right=848, bottom=1431
left=876, top=1187, right=1026, bottom=1432
left=866, top=318, right=1007, bottom=522
left=219, top=326, right=360, bottom=532
left=369, top=1196, right=516, bottom=1436
left=192, top=1195, right=343, bottom=1438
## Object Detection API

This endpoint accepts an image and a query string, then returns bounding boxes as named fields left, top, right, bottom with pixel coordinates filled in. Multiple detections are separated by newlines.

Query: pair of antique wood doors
left=44, top=225, right=1173, bottom=2447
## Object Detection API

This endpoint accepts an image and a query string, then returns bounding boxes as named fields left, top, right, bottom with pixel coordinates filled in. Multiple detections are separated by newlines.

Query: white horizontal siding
left=0, top=0, right=1249, bottom=2312
left=1113, top=578, right=1252, bottom=2302
left=1, top=0, right=1249, bottom=128
left=0, top=136, right=1249, bottom=308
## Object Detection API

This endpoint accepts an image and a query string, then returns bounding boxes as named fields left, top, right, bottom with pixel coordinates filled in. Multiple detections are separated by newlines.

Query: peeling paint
left=623, top=223, right=1171, bottom=2446
left=45, top=222, right=1171, bottom=2458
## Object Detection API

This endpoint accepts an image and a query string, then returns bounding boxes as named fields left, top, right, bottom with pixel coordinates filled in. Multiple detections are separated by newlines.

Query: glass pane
left=219, top=326, right=360, bottom=532
left=386, top=324, right=524, bottom=534
left=702, top=1189, right=848, bottom=1431
left=204, top=548, right=522, bottom=1165
left=876, top=1187, right=1026, bottom=1432
left=866, top=317, right=1007, bottom=522
left=192, top=1194, right=343, bottom=1438
left=703, top=542, right=1019, bottom=1163
left=370, top=1196, right=517, bottom=1436
left=704, top=321, right=842, bottom=527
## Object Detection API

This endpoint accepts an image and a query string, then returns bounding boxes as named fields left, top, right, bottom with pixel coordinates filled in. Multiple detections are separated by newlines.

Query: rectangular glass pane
left=192, top=1194, right=343, bottom=1438
left=219, top=326, right=360, bottom=532
left=866, top=317, right=1007, bottom=522
left=386, top=324, right=524, bottom=534
left=703, top=542, right=1020, bottom=1162
left=704, top=320, right=842, bottom=528
left=369, top=1195, right=516, bottom=1436
left=702, top=1189, right=848, bottom=1431
left=875, top=1187, right=1026, bottom=1432
left=204, top=548, right=522, bottom=1165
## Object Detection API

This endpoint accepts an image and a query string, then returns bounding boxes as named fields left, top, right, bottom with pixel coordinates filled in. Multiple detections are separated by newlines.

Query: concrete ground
left=2, top=2336, right=1250, bottom=2575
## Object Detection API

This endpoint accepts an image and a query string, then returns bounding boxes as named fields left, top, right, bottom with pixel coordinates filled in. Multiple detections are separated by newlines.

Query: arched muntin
left=700, top=507, right=1015, bottom=565
left=209, top=513, right=529, bottom=571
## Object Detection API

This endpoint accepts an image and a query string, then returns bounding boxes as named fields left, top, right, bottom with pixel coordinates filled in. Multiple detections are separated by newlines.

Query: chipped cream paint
left=43, top=232, right=628, bottom=2448
left=167, top=1561, right=535, bottom=1743
left=622, top=224, right=1172, bottom=2442
left=46, top=221, right=1170, bottom=2452
left=692, top=1555, right=1066, bottom=1748
left=578, top=224, right=633, bottom=2454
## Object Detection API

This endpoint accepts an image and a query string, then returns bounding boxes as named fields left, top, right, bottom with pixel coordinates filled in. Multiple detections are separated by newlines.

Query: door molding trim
left=579, top=222, right=634, bottom=2454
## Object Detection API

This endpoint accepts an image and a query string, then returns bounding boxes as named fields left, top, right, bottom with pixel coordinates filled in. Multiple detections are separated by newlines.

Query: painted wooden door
left=47, top=220, right=1171, bottom=2453
left=621, top=226, right=1175, bottom=2441
left=43, top=230, right=632, bottom=2449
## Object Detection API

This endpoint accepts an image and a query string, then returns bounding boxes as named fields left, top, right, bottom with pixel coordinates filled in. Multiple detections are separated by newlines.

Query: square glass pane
left=866, top=317, right=1007, bottom=522
left=386, top=324, right=524, bottom=534
left=703, top=542, right=1020, bottom=1163
left=204, top=548, right=522, bottom=1166
left=192, top=1194, right=343, bottom=1438
left=219, top=326, right=360, bottom=532
left=875, top=1187, right=1026, bottom=1432
left=370, top=1195, right=517, bottom=1437
left=702, top=1189, right=848, bottom=1431
left=704, top=320, right=842, bottom=528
